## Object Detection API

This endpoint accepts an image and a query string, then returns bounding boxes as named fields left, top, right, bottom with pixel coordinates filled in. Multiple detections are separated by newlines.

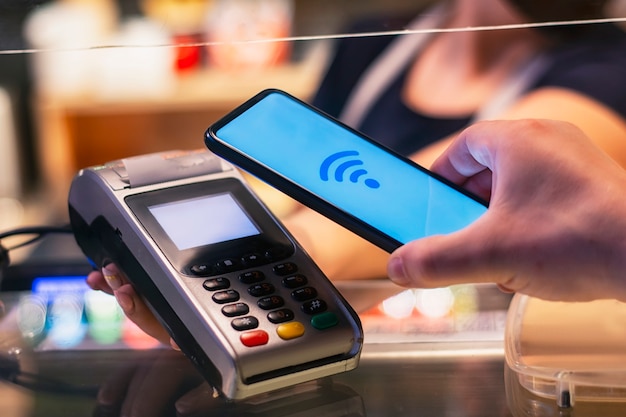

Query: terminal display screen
left=148, top=193, right=260, bottom=250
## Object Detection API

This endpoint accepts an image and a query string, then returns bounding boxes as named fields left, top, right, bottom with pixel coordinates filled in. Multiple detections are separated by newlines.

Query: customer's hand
left=388, top=119, right=626, bottom=302
left=87, top=264, right=175, bottom=347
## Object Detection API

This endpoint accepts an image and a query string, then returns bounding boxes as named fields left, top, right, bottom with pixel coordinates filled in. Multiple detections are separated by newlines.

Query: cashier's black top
left=312, top=18, right=626, bottom=157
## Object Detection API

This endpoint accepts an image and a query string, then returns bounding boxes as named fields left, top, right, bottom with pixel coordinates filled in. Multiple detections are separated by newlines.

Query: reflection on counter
left=356, top=284, right=509, bottom=345
left=4, top=279, right=626, bottom=416
left=9, top=277, right=159, bottom=351
left=4, top=251, right=626, bottom=415
left=0, top=278, right=512, bottom=417
left=5, top=276, right=510, bottom=353
left=89, top=353, right=365, bottom=417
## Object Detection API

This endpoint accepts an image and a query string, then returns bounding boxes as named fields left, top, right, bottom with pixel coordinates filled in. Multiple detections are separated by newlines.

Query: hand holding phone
left=205, top=89, right=488, bottom=253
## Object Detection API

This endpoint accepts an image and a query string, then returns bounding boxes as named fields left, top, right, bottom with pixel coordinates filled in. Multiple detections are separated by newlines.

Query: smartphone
left=205, top=89, right=488, bottom=253
left=68, top=150, right=363, bottom=400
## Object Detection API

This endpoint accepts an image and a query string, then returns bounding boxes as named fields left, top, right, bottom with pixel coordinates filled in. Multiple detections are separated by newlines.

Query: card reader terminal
left=68, top=150, right=363, bottom=400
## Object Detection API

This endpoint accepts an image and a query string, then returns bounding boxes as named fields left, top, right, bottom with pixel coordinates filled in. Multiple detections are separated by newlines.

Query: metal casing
left=68, top=150, right=363, bottom=399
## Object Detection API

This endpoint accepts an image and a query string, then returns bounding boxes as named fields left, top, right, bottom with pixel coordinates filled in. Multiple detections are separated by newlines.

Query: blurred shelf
left=33, top=44, right=328, bottom=219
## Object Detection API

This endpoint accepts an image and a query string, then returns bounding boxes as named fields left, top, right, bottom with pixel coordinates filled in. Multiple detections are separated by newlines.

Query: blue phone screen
left=213, top=91, right=487, bottom=245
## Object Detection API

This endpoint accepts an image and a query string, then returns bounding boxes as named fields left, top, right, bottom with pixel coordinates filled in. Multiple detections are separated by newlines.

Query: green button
left=311, top=312, right=339, bottom=330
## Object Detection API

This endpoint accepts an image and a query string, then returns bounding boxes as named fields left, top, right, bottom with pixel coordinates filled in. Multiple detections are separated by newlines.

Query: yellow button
left=276, top=321, right=305, bottom=340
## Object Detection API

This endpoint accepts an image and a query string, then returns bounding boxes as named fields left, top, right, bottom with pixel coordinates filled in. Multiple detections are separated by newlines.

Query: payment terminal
left=68, top=150, right=363, bottom=400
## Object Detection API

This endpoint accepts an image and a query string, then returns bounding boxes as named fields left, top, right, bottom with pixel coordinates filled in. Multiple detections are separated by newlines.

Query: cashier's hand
left=387, top=119, right=626, bottom=302
left=87, top=264, right=177, bottom=348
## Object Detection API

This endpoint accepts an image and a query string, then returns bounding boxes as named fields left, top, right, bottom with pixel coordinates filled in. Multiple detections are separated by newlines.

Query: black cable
left=0, top=224, right=74, bottom=285
left=0, top=225, right=73, bottom=244
left=0, top=243, right=8, bottom=277
left=0, top=224, right=100, bottom=397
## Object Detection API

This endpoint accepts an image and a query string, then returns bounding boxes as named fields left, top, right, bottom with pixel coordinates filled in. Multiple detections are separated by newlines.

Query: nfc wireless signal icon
left=319, top=150, right=380, bottom=189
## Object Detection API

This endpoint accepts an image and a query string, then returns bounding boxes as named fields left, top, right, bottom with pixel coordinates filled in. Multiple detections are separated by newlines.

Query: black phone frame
left=205, top=89, right=488, bottom=253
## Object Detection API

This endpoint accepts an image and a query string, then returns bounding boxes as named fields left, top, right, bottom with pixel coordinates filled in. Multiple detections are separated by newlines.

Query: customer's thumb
left=387, top=229, right=493, bottom=289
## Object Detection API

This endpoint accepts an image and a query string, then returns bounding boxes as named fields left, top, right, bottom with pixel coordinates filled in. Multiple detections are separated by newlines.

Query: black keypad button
left=291, top=287, right=318, bottom=302
left=231, top=316, right=259, bottom=331
left=267, top=309, right=295, bottom=324
left=212, top=290, right=240, bottom=304
left=216, top=258, right=240, bottom=272
left=282, top=274, right=308, bottom=289
left=301, top=299, right=328, bottom=315
left=248, top=283, right=275, bottom=297
left=190, top=264, right=214, bottom=276
left=242, top=253, right=264, bottom=266
left=203, top=277, right=230, bottom=291
left=222, top=303, right=250, bottom=317
left=273, top=262, right=298, bottom=276
left=239, top=270, right=265, bottom=284
left=258, top=295, right=285, bottom=310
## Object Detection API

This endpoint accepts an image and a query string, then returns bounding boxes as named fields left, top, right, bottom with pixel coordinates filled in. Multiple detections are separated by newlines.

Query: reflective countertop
left=0, top=329, right=512, bottom=417
left=3, top=340, right=626, bottom=417
left=1, top=236, right=625, bottom=416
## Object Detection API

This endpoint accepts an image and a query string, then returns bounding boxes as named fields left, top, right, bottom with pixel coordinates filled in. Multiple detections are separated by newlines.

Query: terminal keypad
left=194, top=250, right=338, bottom=347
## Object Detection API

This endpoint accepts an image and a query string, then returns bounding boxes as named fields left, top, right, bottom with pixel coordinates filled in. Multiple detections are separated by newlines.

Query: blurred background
left=2, top=3, right=626, bottom=416
left=1, top=0, right=626, bottom=322
left=0, top=0, right=624, bottom=227
left=0, top=0, right=434, bottom=229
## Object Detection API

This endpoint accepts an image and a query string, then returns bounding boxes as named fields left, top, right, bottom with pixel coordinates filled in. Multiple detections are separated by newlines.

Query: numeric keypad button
left=222, top=303, right=250, bottom=317
left=212, top=290, right=240, bottom=304
left=248, top=283, right=275, bottom=297
left=203, top=277, right=230, bottom=291
left=231, top=316, right=259, bottom=331
left=273, top=262, right=298, bottom=276
left=239, top=270, right=265, bottom=284
left=282, top=274, right=308, bottom=289
left=301, top=299, right=327, bottom=315
left=267, top=309, right=295, bottom=324
left=291, top=287, right=317, bottom=302
left=258, top=295, right=285, bottom=310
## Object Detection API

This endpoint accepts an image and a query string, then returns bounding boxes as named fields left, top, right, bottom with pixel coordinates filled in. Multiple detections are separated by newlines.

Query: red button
left=240, top=330, right=269, bottom=347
